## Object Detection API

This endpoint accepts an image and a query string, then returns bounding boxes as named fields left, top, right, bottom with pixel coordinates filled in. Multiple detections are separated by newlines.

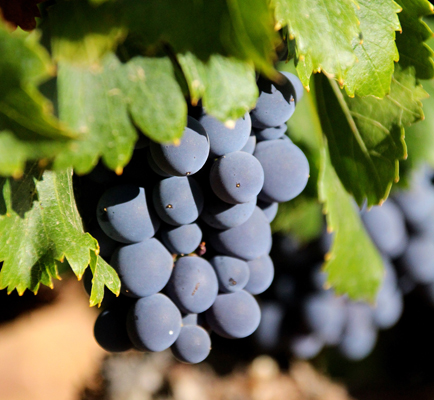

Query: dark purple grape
left=250, top=73, right=296, bottom=128
left=210, top=151, right=264, bottom=204
left=150, top=116, right=209, bottom=176
left=166, top=256, right=218, bottom=314
left=205, top=290, right=261, bottom=339
left=280, top=71, right=304, bottom=103
left=94, top=307, right=133, bottom=352
left=208, top=207, right=272, bottom=260
left=127, top=293, right=182, bottom=352
left=200, top=196, right=257, bottom=230
left=257, top=200, right=278, bottom=223
left=244, top=254, right=274, bottom=295
left=254, top=139, right=309, bottom=203
left=240, top=131, right=256, bottom=154
left=160, top=223, right=202, bottom=255
left=209, top=255, right=250, bottom=292
left=153, top=176, right=204, bottom=226
left=254, top=124, right=286, bottom=141
left=111, top=238, right=173, bottom=298
left=199, top=112, right=251, bottom=156
left=97, top=185, right=160, bottom=244
left=171, top=325, right=211, bottom=363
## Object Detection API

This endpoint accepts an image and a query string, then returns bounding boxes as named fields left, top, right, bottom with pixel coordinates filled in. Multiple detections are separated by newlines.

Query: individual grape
left=255, top=301, right=285, bottom=349
left=208, top=207, right=272, bottom=260
left=244, top=254, right=274, bottom=295
left=171, top=325, right=211, bottom=364
left=257, top=200, right=278, bottom=223
left=250, top=73, right=296, bottom=128
left=146, top=149, right=171, bottom=177
left=182, top=314, right=198, bottom=326
left=303, top=292, right=346, bottom=346
left=150, top=116, right=209, bottom=176
left=339, top=302, right=377, bottom=361
left=127, top=293, right=182, bottom=352
left=209, top=255, right=250, bottom=292
left=199, top=112, right=251, bottom=156
left=372, top=285, right=403, bottom=329
left=290, top=334, right=324, bottom=359
left=241, top=132, right=256, bottom=154
left=280, top=71, right=304, bottom=103
left=254, top=139, right=309, bottom=203
left=94, top=307, right=133, bottom=352
left=110, top=238, right=173, bottom=298
left=205, top=290, right=261, bottom=339
left=200, top=196, right=257, bottom=230
left=160, top=223, right=202, bottom=255
left=97, top=185, right=160, bottom=244
left=166, top=256, right=219, bottom=314
left=362, top=199, right=408, bottom=258
left=401, top=235, right=434, bottom=284
left=254, top=124, right=286, bottom=141
left=88, top=224, right=118, bottom=261
left=153, top=176, right=204, bottom=226
left=209, top=151, right=264, bottom=204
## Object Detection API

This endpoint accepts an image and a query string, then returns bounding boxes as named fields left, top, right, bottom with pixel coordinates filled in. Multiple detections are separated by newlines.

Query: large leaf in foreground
left=0, top=24, right=75, bottom=177
left=178, top=53, right=258, bottom=122
left=273, top=0, right=360, bottom=88
left=345, top=0, right=401, bottom=98
left=0, top=167, right=120, bottom=304
left=55, top=53, right=186, bottom=174
left=319, top=146, right=383, bottom=301
left=315, top=67, right=426, bottom=207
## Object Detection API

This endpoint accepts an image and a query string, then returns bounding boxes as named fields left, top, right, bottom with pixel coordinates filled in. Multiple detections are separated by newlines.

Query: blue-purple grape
left=209, top=255, right=250, bottom=292
left=244, top=254, right=274, bottom=295
left=150, top=116, right=209, bottom=176
left=210, top=151, right=264, bottom=204
left=171, top=325, right=211, bottom=364
left=127, top=293, right=182, bottom=352
left=166, top=256, right=218, bottom=314
left=97, top=185, right=160, bottom=244
left=205, top=290, right=261, bottom=339
left=153, top=176, right=204, bottom=226
left=111, top=238, right=173, bottom=298
left=160, top=223, right=202, bottom=255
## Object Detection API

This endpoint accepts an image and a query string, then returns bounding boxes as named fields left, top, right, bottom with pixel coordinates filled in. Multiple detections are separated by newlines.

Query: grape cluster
left=84, top=71, right=309, bottom=364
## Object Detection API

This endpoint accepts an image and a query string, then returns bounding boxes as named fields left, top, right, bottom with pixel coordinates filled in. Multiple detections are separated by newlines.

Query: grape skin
left=205, top=290, right=261, bottom=339
left=209, top=255, right=250, bottom=293
left=208, top=206, right=272, bottom=260
left=160, top=223, right=202, bottom=255
left=166, top=256, right=219, bottom=314
left=244, top=254, right=274, bottom=295
left=127, top=293, right=182, bottom=352
left=97, top=185, right=160, bottom=244
left=111, top=238, right=173, bottom=298
left=150, top=116, right=209, bottom=176
left=209, top=151, right=264, bottom=204
left=254, top=139, right=309, bottom=203
left=171, top=325, right=211, bottom=364
left=153, top=176, right=204, bottom=226
left=199, top=112, right=251, bottom=156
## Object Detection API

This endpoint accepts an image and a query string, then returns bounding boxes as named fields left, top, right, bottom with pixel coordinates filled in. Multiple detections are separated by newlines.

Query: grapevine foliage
left=0, top=0, right=433, bottom=304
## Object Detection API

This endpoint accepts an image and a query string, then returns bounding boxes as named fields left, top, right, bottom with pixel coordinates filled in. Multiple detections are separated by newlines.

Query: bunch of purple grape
left=86, top=71, right=309, bottom=364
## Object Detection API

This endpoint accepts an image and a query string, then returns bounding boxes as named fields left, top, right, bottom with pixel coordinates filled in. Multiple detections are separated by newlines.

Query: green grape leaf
left=89, top=251, right=121, bottom=307
left=0, top=24, right=75, bottom=177
left=55, top=53, right=186, bottom=174
left=0, top=167, right=120, bottom=304
left=48, top=0, right=126, bottom=65
left=273, top=0, right=360, bottom=88
left=118, top=57, right=187, bottom=144
left=54, top=54, right=137, bottom=174
left=178, top=53, right=258, bottom=122
left=315, top=67, right=427, bottom=207
left=319, top=146, right=383, bottom=301
left=395, top=0, right=434, bottom=80
left=345, top=0, right=401, bottom=98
